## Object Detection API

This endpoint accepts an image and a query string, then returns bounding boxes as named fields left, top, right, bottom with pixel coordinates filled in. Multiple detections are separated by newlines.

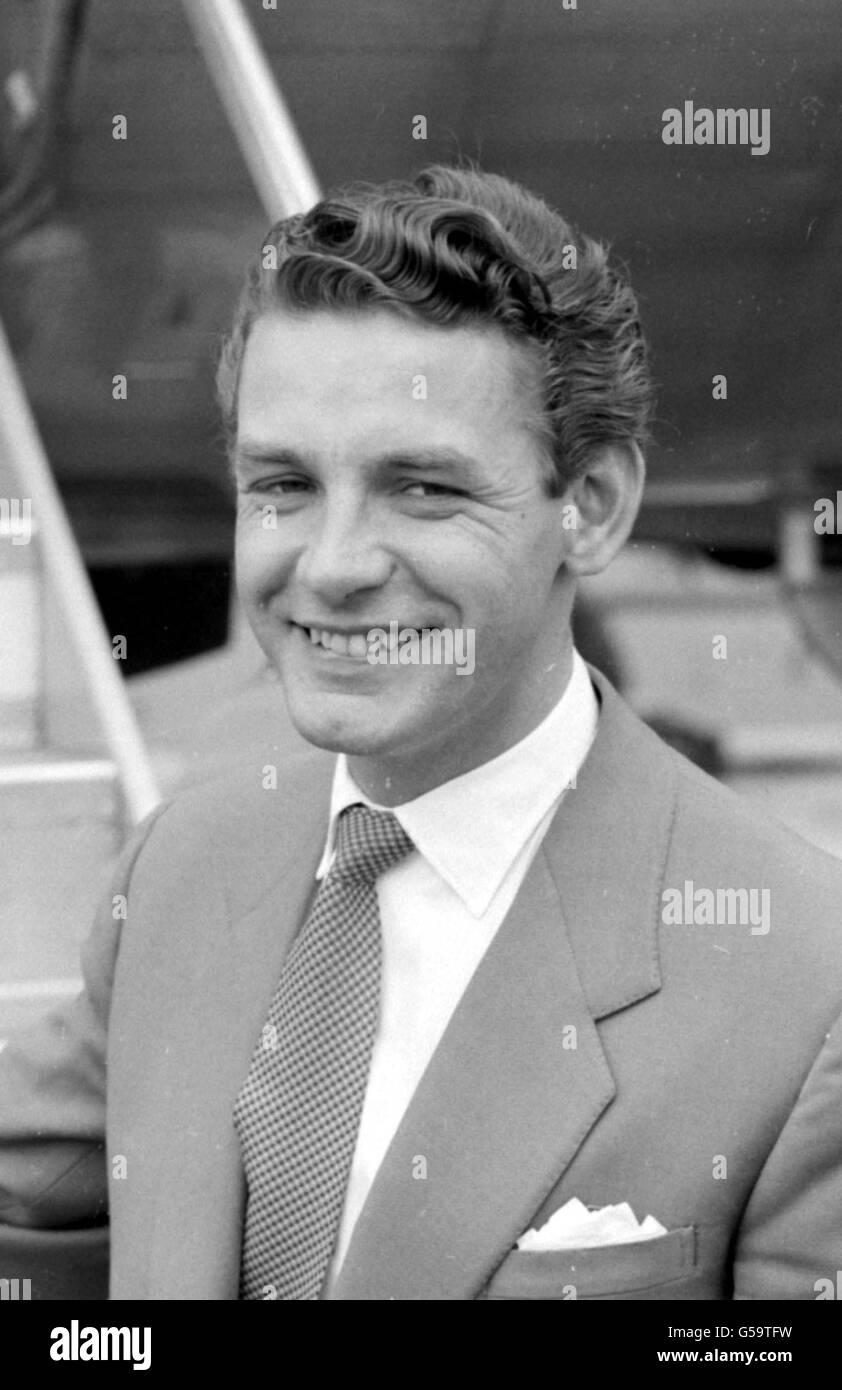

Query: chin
left=284, top=698, right=403, bottom=758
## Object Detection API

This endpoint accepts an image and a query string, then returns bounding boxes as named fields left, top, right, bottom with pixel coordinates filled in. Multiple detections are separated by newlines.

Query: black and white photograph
left=0, top=0, right=840, bottom=1349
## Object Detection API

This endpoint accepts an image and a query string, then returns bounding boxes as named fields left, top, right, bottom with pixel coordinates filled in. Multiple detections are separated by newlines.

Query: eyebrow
left=235, top=445, right=312, bottom=470
left=234, top=442, right=485, bottom=484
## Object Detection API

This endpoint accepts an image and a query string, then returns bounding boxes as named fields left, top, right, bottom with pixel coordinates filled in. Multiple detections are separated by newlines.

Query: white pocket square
left=517, top=1198, right=668, bottom=1252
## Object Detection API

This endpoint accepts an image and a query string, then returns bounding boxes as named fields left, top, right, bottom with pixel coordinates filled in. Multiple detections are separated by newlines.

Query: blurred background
left=0, top=0, right=841, bottom=1035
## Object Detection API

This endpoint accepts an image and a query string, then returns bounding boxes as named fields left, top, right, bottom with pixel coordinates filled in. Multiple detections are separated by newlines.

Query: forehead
left=235, top=309, right=541, bottom=454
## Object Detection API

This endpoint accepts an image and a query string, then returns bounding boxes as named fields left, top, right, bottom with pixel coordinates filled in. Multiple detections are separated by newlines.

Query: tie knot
left=331, top=803, right=414, bottom=884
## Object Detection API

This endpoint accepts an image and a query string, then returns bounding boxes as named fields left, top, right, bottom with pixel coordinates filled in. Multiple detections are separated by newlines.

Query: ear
left=559, top=442, right=645, bottom=577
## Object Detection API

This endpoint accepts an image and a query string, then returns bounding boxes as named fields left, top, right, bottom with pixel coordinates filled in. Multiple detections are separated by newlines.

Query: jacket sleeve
left=733, top=1005, right=842, bottom=1299
left=0, top=802, right=170, bottom=1228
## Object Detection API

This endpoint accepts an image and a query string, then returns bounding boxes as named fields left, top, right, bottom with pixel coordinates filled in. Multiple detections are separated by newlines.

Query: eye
left=401, top=480, right=464, bottom=499
left=272, top=478, right=311, bottom=493
left=244, top=476, right=313, bottom=495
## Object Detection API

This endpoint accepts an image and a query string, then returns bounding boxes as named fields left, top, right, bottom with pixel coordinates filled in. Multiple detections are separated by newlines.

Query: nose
left=296, top=492, right=394, bottom=605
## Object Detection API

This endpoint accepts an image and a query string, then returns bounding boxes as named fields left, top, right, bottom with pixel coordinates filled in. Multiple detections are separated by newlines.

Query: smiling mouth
left=293, top=622, right=423, bottom=660
left=304, top=625, right=370, bottom=659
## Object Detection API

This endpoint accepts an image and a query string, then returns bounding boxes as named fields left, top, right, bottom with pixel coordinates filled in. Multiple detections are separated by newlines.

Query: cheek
left=475, top=546, right=564, bottom=648
left=411, top=519, right=519, bottom=588
left=432, top=521, right=556, bottom=613
left=234, top=521, right=294, bottom=606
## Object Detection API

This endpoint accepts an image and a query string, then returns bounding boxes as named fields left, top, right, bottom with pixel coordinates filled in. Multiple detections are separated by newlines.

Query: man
left=1, top=165, right=841, bottom=1300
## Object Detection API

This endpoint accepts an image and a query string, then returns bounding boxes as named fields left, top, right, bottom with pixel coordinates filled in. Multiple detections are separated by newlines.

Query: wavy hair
left=217, top=165, right=654, bottom=492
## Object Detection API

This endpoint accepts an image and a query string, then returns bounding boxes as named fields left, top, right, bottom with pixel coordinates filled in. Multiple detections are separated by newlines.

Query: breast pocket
left=481, top=1225, right=697, bottom=1300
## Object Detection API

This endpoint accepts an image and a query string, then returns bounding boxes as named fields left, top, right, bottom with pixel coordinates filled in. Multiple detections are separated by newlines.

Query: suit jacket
left=1, top=668, right=842, bottom=1300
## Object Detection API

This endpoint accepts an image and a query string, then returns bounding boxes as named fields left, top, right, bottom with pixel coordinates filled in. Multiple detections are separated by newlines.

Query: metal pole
left=0, top=317, right=160, bottom=822
left=181, top=0, right=321, bottom=220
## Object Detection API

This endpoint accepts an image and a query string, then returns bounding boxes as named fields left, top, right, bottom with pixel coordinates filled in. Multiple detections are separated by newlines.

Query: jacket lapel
left=332, top=671, right=678, bottom=1299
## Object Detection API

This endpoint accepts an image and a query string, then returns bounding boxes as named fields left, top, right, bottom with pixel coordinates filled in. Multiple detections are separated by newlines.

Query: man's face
left=234, top=309, right=576, bottom=796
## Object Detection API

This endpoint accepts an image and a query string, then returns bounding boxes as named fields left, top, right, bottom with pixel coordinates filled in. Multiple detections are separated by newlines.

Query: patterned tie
left=234, top=802, right=415, bottom=1300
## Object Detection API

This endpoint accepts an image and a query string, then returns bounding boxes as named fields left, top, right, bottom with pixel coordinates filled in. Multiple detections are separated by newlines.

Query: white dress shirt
left=320, top=649, right=599, bottom=1281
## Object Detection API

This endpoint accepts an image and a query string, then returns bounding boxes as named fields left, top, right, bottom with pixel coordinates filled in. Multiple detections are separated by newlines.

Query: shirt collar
left=315, top=649, right=599, bottom=918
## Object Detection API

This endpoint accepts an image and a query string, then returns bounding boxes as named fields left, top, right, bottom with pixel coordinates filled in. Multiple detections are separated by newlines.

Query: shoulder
left=652, top=736, right=842, bottom=1041
left=592, top=664, right=842, bottom=906
left=669, top=747, right=842, bottom=917
left=123, top=749, right=335, bottom=888
left=589, top=667, right=842, bottom=984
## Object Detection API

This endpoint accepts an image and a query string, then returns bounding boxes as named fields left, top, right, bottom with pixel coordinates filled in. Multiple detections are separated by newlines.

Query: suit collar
left=542, top=666, right=676, bottom=1020
left=264, top=669, right=675, bottom=1024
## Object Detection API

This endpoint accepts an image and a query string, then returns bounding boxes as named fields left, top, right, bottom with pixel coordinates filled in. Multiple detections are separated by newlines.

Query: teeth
left=305, top=626, right=370, bottom=660
left=303, top=624, right=433, bottom=658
